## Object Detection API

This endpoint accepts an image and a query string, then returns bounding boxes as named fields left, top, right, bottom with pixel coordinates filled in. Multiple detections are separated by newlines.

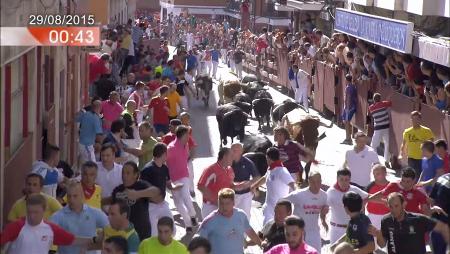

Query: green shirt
left=139, top=137, right=158, bottom=170
left=104, top=223, right=140, bottom=253
left=138, top=237, right=188, bottom=254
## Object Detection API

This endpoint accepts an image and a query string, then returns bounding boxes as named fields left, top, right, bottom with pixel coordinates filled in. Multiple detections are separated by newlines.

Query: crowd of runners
left=1, top=13, right=449, bottom=254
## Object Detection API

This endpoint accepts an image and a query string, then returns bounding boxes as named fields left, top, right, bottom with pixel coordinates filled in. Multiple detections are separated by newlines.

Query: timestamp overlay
left=1, top=26, right=100, bottom=46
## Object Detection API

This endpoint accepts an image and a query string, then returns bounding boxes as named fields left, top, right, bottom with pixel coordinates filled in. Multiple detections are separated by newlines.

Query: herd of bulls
left=193, top=74, right=332, bottom=176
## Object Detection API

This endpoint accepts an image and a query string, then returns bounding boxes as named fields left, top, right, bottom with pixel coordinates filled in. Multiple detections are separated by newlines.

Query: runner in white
left=285, top=170, right=328, bottom=253
left=186, top=30, right=194, bottom=51
left=326, top=168, right=368, bottom=245
left=251, top=147, right=295, bottom=225
left=343, top=132, right=379, bottom=189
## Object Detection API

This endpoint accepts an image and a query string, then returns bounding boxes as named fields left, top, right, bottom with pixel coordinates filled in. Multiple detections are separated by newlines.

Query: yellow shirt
left=138, top=237, right=188, bottom=254
left=166, top=91, right=181, bottom=117
left=8, top=193, right=62, bottom=221
left=403, top=125, right=434, bottom=159
left=121, top=34, right=132, bottom=50
left=63, top=184, right=102, bottom=209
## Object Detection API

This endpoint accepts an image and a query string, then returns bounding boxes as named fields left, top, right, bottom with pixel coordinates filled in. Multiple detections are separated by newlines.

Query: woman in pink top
left=265, top=216, right=318, bottom=254
left=101, top=92, right=123, bottom=131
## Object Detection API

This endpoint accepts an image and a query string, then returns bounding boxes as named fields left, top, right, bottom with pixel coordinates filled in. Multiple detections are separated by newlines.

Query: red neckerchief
left=268, top=160, right=284, bottom=170
left=334, top=182, right=350, bottom=192
left=82, top=184, right=96, bottom=199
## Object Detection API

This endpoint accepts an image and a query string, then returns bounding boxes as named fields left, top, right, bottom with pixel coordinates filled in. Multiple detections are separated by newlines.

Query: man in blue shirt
left=230, top=143, right=260, bottom=219
left=162, top=60, right=176, bottom=82
left=342, top=74, right=357, bottom=145
left=211, top=45, right=221, bottom=80
left=186, top=50, right=198, bottom=74
left=419, top=141, right=444, bottom=193
left=198, top=188, right=261, bottom=254
left=50, top=182, right=109, bottom=254
left=77, top=100, right=104, bottom=164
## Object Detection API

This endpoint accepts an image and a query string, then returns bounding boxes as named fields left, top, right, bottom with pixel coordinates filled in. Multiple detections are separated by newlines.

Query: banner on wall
left=334, top=8, right=414, bottom=53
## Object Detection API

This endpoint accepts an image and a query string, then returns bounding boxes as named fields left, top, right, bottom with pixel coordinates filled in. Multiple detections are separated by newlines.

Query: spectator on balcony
left=436, top=66, right=449, bottom=86
left=314, top=29, right=329, bottom=48
left=421, top=61, right=442, bottom=90
left=402, top=55, right=424, bottom=93
left=400, top=111, right=434, bottom=177
left=445, top=81, right=450, bottom=112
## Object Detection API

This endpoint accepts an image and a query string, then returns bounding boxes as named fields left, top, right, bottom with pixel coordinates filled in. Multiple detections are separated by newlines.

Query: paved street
left=163, top=54, right=398, bottom=253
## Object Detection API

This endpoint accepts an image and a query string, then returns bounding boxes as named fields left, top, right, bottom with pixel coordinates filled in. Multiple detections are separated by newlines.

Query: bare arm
left=198, top=185, right=215, bottom=204
left=368, top=225, right=386, bottom=248
left=250, top=175, right=266, bottom=191
left=320, top=205, right=329, bottom=232
left=367, top=190, right=384, bottom=201
left=246, top=228, right=262, bottom=247
left=354, top=241, right=375, bottom=254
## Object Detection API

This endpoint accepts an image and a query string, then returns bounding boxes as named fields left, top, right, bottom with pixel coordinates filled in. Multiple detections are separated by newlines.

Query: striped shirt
left=368, top=101, right=392, bottom=130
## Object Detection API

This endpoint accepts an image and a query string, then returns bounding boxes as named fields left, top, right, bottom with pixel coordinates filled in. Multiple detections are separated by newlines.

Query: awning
left=274, top=3, right=295, bottom=11
left=286, top=0, right=325, bottom=11
left=412, top=35, right=450, bottom=67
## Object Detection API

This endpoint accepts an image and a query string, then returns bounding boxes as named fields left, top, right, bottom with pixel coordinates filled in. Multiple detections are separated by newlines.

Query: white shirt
left=285, top=188, right=327, bottom=233
left=186, top=33, right=194, bottom=44
left=31, top=161, right=64, bottom=198
left=345, top=146, right=380, bottom=186
left=265, top=166, right=294, bottom=208
left=294, top=70, right=309, bottom=90
left=5, top=219, right=74, bottom=254
left=326, top=185, right=368, bottom=225
left=96, top=162, right=123, bottom=198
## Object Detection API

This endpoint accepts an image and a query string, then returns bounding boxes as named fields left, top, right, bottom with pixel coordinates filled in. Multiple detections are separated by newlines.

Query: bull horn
left=243, top=112, right=251, bottom=118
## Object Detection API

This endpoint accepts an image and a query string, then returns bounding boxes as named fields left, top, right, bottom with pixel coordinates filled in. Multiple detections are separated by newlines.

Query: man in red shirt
left=148, top=85, right=170, bottom=136
left=198, top=147, right=251, bottom=219
left=435, top=139, right=449, bottom=174
left=369, top=167, right=431, bottom=214
left=89, top=53, right=111, bottom=96
left=366, top=164, right=390, bottom=252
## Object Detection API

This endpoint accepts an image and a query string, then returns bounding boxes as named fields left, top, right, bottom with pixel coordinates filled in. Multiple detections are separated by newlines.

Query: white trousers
left=221, top=49, right=227, bottom=63
left=235, top=192, right=253, bottom=220
left=180, top=96, right=188, bottom=110
left=187, top=42, right=193, bottom=51
left=172, top=177, right=196, bottom=227
left=230, top=59, right=236, bottom=73
left=78, top=143, right=96, bottom=166
left=201, top=203, right=218, bottom=220
left=329, top=224, right=346, bottom=245
left=370, top=128, right=390, bottom=162
left=262, top=204, right=275, bottom=225
left=149, top=201, right=173, bottom=236
left=235, top=62, right=243, bottom=79
left=205, top=60, right=212, bottom=75
left=188, top=160, right=195, bottom=193
left=305, top=230, right=321, bottom=254
left=212, top=61, right=219, bottom=79
left=295, top=87, right=309, bottom=110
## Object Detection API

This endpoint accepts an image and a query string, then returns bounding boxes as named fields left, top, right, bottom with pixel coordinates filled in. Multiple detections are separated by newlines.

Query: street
left=166, top=55, right=397, bottom=253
